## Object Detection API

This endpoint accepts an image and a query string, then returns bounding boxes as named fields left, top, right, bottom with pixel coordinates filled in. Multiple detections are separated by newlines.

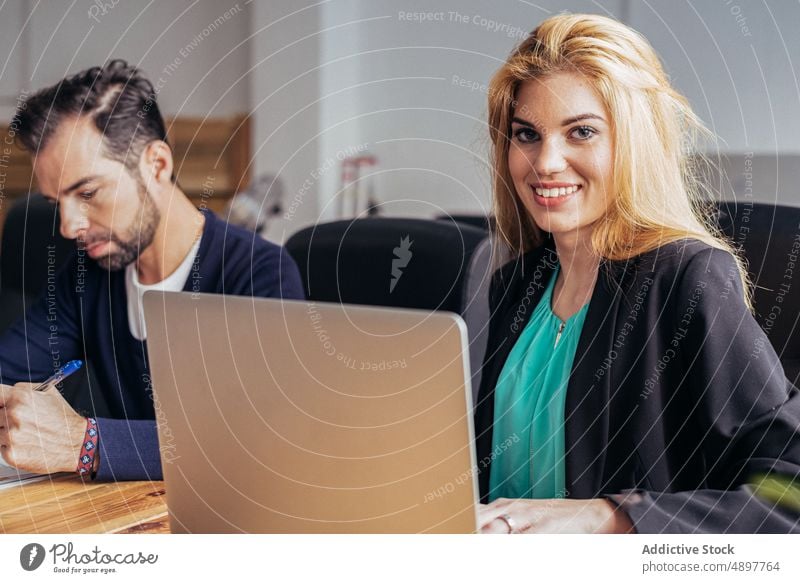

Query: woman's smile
left=530, top=183, right=583, bottom=207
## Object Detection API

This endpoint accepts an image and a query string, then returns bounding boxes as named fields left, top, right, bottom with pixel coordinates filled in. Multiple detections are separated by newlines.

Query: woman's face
left=507, top=71, right=614, bottom=243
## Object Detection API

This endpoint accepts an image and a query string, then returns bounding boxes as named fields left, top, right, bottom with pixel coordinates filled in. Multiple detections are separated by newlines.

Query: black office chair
left=285, top=218, right=493, bottom=401
left=716, top=200, right=800, bottom=386
left=0, top=194, right=106, bottom=416
left=0, top=194, right=73, bottom=327
left=436, top=213, right=494, bottom=232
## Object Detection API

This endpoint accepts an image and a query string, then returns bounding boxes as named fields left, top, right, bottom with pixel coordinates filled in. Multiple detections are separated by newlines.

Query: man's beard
left=85, top=183, right=161, bottom=271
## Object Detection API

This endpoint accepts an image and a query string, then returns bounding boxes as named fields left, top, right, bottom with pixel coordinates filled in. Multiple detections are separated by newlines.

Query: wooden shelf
left=0, top=115, right=251, bottom=215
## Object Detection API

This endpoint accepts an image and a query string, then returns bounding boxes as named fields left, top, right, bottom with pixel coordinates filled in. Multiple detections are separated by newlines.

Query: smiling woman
left=507, top=73, right=614, bottom=249
left=488, top=14, right=734, bottom=268
left=475, top=13, right=800, bottom=534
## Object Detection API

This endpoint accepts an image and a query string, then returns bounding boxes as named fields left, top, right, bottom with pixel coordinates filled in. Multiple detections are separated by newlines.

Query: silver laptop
left=143, top=292, right=478, bottom=533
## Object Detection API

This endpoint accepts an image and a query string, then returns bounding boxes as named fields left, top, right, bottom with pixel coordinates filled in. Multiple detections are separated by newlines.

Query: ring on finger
left=496, top=513, right=518, bottom=534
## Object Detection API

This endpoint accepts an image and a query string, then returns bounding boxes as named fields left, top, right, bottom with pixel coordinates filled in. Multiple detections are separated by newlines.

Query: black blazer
left=474, top=238, right=800, bottom=533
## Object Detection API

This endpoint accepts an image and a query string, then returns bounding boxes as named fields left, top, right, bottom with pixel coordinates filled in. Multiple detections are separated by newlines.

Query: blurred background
left=0, top=0, right=798, bottom=244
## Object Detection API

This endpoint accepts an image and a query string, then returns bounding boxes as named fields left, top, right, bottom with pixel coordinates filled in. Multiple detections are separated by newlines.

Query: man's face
left=33, top=116, right=160, bottom=270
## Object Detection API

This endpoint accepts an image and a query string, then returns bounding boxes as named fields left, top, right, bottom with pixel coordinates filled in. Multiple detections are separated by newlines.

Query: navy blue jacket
left=475, top=238, right=800, bottom=533
left=0, top=211, right=304, bottom=481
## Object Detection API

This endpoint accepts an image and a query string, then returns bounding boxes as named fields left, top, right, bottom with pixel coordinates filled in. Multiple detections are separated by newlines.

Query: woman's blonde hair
left=488, top=13, right=751, bottom=305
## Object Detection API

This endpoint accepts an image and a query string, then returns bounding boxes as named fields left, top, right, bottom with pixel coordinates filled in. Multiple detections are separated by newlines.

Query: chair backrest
left=716, top=200, right=800, bottom=385
left=285, top=218, right=492, bottom=399
left=286, top=218, right=487, bottom=310
left=460, top=235, right=493, bottom=404
left=436, top=213, right=494, bottom=232
left=0, top=194, right=74, bottom=297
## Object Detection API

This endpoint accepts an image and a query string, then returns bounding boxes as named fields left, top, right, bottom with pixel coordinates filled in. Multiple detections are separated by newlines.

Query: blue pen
left=33, top=360, right=84, bottom=392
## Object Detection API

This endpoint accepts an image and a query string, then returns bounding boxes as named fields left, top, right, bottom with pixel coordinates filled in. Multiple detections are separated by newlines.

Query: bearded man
left=0, top=60, right=304, bottom=481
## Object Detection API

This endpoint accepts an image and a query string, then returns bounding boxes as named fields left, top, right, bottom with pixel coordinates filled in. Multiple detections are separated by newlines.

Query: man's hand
left=0, top=382, right=86, bottom=474
left=478, top=497, right=635, bottom=534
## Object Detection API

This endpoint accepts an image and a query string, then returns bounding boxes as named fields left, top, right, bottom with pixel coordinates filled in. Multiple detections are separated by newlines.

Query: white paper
left=0, top=463, right=46, bottom=490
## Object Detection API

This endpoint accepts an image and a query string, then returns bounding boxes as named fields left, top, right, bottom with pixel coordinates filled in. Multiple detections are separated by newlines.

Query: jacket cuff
left=601, top=491, right=639, bottom=533
left=93, top=418, right=163, bottom=481
left=603, top=489, right=686, bottom=534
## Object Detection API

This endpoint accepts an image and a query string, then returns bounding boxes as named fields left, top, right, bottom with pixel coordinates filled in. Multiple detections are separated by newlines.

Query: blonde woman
left=474, top=13, right=800, bottom=533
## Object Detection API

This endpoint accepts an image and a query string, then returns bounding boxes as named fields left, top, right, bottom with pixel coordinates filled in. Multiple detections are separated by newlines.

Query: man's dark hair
left=13, top=59, right=170, bottom=177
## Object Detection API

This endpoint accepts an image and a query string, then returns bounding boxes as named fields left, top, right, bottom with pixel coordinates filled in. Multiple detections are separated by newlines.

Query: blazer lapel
left=565, top=261, right=625, bottom=498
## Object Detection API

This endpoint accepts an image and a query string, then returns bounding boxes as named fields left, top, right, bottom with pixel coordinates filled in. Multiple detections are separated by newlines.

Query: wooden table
left=0, top=474, right=170, bottom=533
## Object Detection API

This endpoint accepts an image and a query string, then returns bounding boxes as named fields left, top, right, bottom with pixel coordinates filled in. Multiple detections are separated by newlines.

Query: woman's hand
left=478, top=497, right=635, bottom=534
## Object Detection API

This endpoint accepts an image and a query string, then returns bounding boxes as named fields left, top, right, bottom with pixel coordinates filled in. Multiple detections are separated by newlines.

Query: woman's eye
left=79, top=190, right=96, bottom=200
left=571, top=126, right=597, bottom=140
left=512, top=127, right=539, bottom=143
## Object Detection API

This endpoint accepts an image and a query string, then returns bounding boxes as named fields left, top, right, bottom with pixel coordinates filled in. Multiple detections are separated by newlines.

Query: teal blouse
left=488, top=265, right=589, bottom=501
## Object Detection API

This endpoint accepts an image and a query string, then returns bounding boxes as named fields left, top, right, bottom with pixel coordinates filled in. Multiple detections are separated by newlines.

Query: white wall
left=248, top=0, right=324, bottom=241
left=628, top=0, right=800, bottom=208
left=629, top=0, right=800, bottom=156
left=0, top=0, right=251, bottom=119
